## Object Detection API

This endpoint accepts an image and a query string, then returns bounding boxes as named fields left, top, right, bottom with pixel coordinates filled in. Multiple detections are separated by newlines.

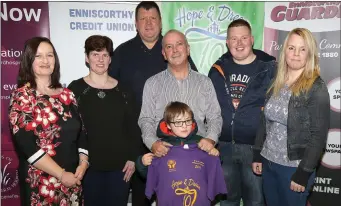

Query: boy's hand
left=142, top=153, right=154, bottom=166
left=208, top=148, right=220, bottom=156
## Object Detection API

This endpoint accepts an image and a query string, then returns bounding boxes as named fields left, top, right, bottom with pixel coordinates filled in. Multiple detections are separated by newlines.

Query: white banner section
left=49, top=2, right=138, bottom=86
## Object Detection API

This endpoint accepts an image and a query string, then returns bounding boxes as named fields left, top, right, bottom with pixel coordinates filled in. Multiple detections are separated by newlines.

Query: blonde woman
left=252, top=28, right=330, bottom=206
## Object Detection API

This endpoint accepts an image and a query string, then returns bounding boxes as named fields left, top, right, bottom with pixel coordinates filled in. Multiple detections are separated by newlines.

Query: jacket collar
left=156, top=119, right=200, bottom=145
left=222, top=49, right=276, bottom=62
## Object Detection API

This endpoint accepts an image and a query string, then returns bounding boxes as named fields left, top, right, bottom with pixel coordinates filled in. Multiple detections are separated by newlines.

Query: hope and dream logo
left=174, top=5, right=245, bottom=40
left=172, top=4, right=247, bottom=73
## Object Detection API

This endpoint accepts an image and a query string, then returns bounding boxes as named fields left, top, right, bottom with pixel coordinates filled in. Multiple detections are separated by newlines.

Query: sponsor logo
left=1, top=155, right=19, bottom=194
left=328, top=77, right=341, bottom=113
left=167, top=159, right=177, bottom=172
left=321, top=129, right=341, bottom=169
left=271, top=2, right=340, bottom=22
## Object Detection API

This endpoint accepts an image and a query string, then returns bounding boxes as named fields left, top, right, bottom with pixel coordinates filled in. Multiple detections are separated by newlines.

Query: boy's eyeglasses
left=170, top=119, right=193, bottom=127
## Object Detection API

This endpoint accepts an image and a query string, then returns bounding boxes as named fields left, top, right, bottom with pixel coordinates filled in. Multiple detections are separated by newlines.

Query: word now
left=0, top=3, right=41, bottom=22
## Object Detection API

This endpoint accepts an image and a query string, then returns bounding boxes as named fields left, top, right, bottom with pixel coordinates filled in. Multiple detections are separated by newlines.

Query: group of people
left=8, top=1, right=330, bottom=206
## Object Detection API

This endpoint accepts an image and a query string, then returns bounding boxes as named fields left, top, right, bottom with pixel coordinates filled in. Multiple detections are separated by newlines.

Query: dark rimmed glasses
left=169, top=119, right=193, bottom=127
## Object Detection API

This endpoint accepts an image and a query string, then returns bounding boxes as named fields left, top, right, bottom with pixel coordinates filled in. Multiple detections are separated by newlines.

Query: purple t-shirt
left=145, top=144, right=227, bottom=205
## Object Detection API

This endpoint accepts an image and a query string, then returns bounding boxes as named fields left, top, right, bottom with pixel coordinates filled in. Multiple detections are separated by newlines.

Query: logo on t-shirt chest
left=192, top=160, right=205, bottom=169
left=167, top=159, right=177, bottom=172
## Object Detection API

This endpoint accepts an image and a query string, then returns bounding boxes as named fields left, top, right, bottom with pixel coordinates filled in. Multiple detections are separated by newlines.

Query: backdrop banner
left=1, top=2, right=340, bottom=206
left=1, top=1, right=50, bottom=205
left=264, top=2, right=341, bottom=206
left=161, top=2, right=265, bottom=75
left=48, top=2, right=138, bottom=86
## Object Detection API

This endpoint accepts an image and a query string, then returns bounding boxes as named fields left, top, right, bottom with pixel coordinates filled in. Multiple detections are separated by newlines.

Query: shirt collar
left=134, top=33, right=163, bottom=50
left=166, top=63, right=192, bottom=79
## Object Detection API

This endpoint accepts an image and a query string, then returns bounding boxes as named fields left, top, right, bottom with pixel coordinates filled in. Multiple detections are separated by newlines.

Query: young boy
left=136, top=101, right=227, bottom=205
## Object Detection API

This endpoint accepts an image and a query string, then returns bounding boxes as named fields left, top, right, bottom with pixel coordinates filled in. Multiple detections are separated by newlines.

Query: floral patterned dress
left=8, top=84, right=88, bottom=206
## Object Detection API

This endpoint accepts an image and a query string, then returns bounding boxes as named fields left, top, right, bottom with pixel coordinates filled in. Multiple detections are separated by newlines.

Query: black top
left=68, top=78, right=140, bottom=171
left=109, top=34, right=198, bottom=111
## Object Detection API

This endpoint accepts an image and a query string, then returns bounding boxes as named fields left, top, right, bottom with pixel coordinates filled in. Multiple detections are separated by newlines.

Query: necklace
left=89, top=75, right=109, bottom=99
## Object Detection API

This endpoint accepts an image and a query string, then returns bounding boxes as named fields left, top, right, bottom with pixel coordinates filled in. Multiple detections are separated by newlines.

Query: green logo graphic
left=162, top=2, right=264, bottom=75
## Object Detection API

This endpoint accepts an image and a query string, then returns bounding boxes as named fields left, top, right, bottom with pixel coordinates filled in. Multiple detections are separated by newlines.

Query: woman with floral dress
left=9, top=37, right=89, bottom=206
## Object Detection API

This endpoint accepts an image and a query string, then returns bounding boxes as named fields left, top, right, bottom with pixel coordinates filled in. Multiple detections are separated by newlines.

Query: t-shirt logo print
left=167, top=159, right=177, bottom=172
left=192, top=160, right=205, bottom=169
left=172, top=178, right=200, bottom=206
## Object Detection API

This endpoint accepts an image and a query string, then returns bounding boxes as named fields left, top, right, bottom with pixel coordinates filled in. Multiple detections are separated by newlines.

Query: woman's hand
left=74, top=163, right=88, bottom=185
left=252, top=162, right=262, bottom=175
left=122, top=161, right=135, bottom=182
left=61, top=171, right=78, bottom=187
left=142, top=153, right=154, bottom=166
left=290, top=181, right=305, bottom=193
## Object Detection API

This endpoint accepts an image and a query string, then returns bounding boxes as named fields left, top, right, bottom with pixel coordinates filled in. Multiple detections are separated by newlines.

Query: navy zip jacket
left=208, top=49, right=276, bottom=145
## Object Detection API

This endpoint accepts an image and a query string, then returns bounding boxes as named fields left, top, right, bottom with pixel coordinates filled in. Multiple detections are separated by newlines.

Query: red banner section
left=1, top=2, right=50, bottom=205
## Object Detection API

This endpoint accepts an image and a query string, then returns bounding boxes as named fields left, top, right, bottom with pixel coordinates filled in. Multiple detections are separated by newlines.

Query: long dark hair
left=17, top=37, right=62, bottom=89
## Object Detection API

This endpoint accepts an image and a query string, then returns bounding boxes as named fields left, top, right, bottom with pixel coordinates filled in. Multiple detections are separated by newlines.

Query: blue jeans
left=219, top=141, right=264, bottom=206
left=262, top=158, right=315, bottom=206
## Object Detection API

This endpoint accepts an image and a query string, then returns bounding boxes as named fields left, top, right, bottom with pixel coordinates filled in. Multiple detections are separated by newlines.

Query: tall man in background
left=208, top=19, right=276, bottom=206
left=109, top=1, right=197, bottom=205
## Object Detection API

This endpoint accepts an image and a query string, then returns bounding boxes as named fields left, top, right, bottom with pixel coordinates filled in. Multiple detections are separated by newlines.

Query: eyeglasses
left=170, top=119, right=193, bottom=127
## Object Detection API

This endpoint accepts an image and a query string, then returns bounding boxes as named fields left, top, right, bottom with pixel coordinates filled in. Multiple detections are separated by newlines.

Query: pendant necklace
left=89, top=76, right=108, bottom=99
left=97, top=90, right=106, bottom=99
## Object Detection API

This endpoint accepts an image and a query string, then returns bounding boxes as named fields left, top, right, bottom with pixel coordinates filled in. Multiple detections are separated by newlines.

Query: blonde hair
left=268, top=28, right=320, bottom=97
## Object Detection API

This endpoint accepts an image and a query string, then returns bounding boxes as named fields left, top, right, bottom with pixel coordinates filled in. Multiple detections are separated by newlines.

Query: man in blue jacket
left=208, top=19, right=276, bottom=206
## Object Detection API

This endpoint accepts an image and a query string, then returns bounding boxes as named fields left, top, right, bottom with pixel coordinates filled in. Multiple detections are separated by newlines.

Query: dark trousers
left=262, top=158, right=315, bottom=206
left=219, top=141, right=265, bottom=206
left=83, top=169, right=130, bottom=206
left=131, top=145, right=152, bottom=206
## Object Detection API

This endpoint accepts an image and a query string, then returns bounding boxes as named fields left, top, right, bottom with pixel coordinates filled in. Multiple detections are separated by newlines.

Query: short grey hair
left=162, top=29, right=189, bottom=48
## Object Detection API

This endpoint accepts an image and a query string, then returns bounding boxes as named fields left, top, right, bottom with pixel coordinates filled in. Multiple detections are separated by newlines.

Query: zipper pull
left=231, top=113, right=235, bottom=125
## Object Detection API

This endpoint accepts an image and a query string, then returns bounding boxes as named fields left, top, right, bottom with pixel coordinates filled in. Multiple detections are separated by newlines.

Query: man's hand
left=142, top=153, right=154, bottom=166
left=208, top=148, right=220, bottom=156
left=252, top=162, right=262, bottom=175
left=151, top=141, right=172, bottom=157
left=122, top=161, right=135, bottom=182
left=198, top=138, right=215, bottom=152
left=290, top=181, right=305, bottom=193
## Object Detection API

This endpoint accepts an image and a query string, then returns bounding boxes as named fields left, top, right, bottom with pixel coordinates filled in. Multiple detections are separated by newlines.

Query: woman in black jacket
left=252, top=28, right=330, bottom=206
